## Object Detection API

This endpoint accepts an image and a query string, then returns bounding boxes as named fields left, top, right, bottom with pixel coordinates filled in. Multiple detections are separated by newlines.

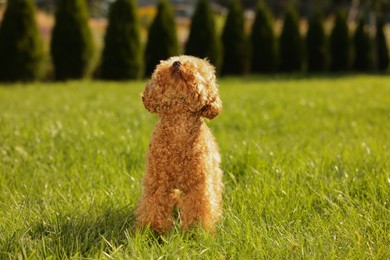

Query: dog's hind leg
left=179, top=185, right=213, bottom=232
left=135, top=186, right=176, bottom=234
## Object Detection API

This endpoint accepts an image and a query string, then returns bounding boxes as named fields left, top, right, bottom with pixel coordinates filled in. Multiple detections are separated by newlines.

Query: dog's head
left=142, top=55, right=222, bottom=119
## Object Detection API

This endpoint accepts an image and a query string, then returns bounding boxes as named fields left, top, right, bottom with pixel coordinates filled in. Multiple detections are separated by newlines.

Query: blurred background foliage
left=7, top=0, right=389, bottom=19
left=0, top=0, right=388, bottom=82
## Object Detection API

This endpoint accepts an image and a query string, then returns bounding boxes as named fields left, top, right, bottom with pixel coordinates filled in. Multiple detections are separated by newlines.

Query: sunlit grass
left=0, top=75, right=389, bottom=258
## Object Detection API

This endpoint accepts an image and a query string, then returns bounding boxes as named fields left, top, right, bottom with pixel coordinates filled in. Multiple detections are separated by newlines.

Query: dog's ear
left=142, top=81, right=158, bottom=113
left=201, top=95, right=222, bottom=119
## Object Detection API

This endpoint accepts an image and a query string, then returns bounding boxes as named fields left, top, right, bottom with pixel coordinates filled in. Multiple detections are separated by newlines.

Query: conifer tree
left=375, top=16, right=389, bottom=72
left=144, top=0, right=178, bottom=76
left=279, top=5, right=304, bottom=72
left=306, top=10, right=327, bottom=72
left=353, top=17, right=374, bottom=72
left=185, top=0, right=221, bottom=72
left=100, top=0, right=143, bottom=80
left=0, top=0, right=44, bottom=82
left=329, top=10, right=351, bottom=72
left=250, top=0, right=278, bottom=73
left=221, top=0, right=249, bottom=75
left=51, top=0, right=94, bottom=80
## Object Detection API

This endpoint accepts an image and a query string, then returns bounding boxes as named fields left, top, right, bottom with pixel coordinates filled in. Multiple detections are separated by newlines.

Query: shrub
left=250, top=0, right=278, bottom=74
left=329, top=10, right=351, bottom=72
left=100, top=0, right=143, bottom=80
left=0, top=0, right=44, bottom=82
left=375, top=16, right=389, bottom=72
left=144, top=0, right=178, bottom=77
left=279, top=5, right=304, bottom=72
left=221, top=0, right=249, bottom=75
left=185, top=0, right=221, bottom=72
left=306, top=10, right=327, bottom=72
left=353, top=17, right=374, bottom=72
left=50, top=0, right=94, bottom=80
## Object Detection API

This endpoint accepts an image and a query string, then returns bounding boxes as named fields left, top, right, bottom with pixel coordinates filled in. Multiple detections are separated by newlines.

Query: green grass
left=0, top=75, right=389, bottom=259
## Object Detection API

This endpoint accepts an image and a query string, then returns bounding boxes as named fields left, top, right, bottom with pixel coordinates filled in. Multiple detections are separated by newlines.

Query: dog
left=135, top=55, right=223, bottom=233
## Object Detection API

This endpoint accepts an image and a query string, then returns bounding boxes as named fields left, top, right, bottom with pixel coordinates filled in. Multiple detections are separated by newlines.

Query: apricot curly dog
left=135, top=55, right=223, bottom=233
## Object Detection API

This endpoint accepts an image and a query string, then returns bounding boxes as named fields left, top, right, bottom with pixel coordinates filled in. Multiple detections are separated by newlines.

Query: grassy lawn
left=0, top=75, right=389, bottom=258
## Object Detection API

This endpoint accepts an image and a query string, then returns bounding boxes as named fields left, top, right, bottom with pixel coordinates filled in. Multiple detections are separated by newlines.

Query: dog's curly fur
left=135, top=55, right=223, bottom=233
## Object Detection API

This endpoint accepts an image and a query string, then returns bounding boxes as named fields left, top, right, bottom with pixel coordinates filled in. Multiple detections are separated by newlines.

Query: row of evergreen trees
left=226, top=0, right=389, bottom=74
left=0, top=0, right=388, bottom=82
